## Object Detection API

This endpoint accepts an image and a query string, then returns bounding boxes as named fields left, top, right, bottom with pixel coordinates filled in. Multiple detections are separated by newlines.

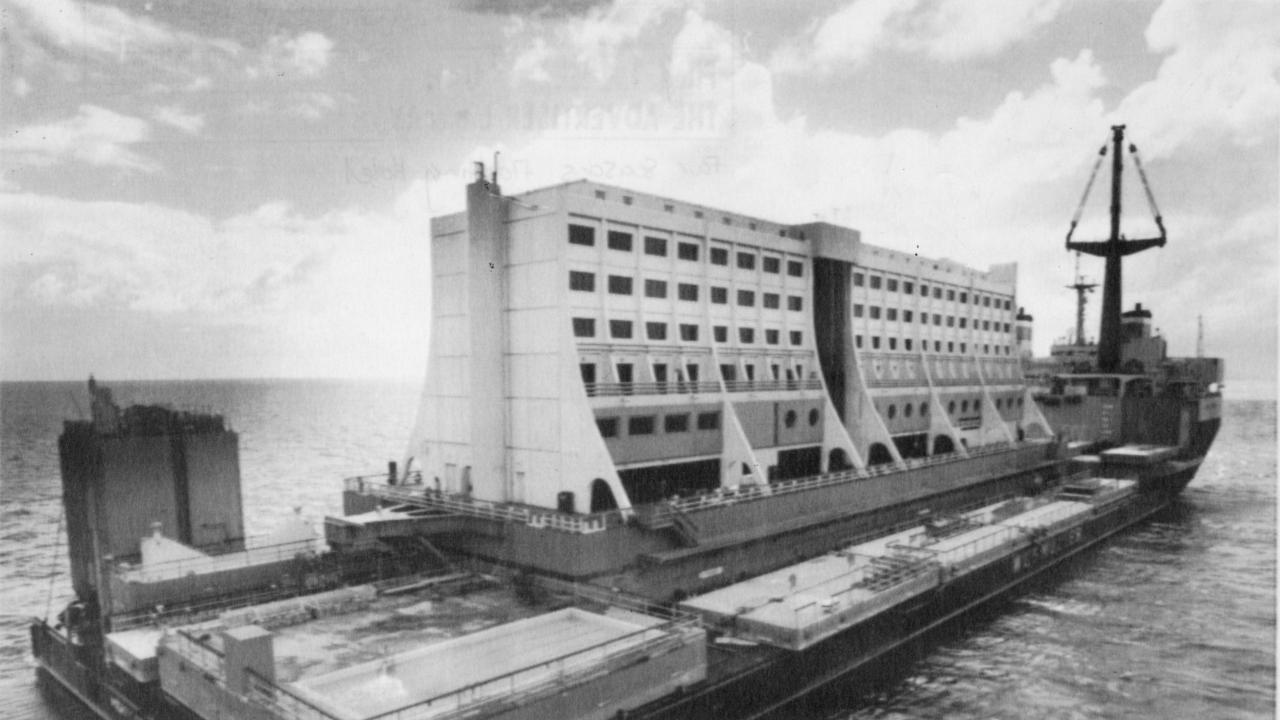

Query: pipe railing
left=112, top=537, right=319, bottom=582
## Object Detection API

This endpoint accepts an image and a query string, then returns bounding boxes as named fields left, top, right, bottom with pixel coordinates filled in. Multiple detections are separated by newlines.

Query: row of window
left=853, top=304, right=1012, bottom=332
left=568, top=225, right=805, bottom=277
left=879, top=396, right=1025, bottom=421
left=570, top=271, right=805, bottom=310
left=597, top=411, right=721, bottom=438
left=853, top=271, right=1013, bottom=310
left=572, top=317, right=804, bottom=346
left=856, top=335, right=1013, bottom=355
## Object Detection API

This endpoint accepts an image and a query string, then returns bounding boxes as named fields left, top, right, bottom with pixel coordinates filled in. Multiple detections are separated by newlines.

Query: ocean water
left=0, top=380, right=1273, bottom=719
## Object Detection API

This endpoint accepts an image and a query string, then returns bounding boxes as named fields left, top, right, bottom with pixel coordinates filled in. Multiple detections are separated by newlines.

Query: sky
left=1, top=0, right=1276, bottom=391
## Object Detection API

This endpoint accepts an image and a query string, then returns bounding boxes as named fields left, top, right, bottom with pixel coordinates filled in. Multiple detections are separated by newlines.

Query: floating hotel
left=33, top=127, right=1222, bottom=720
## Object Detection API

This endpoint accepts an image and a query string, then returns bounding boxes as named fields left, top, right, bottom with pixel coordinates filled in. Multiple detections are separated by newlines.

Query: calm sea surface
left=0, top=380, right=1273, bottom=719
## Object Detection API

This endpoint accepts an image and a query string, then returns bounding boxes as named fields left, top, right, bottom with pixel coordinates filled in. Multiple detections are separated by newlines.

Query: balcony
left=583, top=378, right=822, bottom=398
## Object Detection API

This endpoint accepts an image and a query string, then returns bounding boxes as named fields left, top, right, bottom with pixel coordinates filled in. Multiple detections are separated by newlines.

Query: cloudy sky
left=2, top=0, right=1276, bottom=389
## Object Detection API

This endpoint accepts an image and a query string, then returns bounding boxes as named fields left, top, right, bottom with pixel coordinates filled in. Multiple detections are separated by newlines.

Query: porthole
left=948, top=401, right=956, bottom=414
left=784, top=410, right=797, bottom=428
left=808, top=408, right=819, bottom=426
left=961, top=400, right=969, bottom=413
left=887, top=404, right=897, bottom=419
left=920, top=402, right=928, bottom=417
left=904, top=403, right=913, bottom=418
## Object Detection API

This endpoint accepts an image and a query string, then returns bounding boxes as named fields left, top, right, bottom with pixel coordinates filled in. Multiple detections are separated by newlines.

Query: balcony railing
left=583, top=378, right=821, bottom=397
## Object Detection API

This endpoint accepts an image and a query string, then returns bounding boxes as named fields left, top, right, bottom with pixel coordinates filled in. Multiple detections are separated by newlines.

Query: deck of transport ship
left=679, top=480, right=1134, bottom=651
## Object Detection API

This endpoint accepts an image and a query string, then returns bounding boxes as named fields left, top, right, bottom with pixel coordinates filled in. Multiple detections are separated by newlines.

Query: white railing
left=113, top=537, right=318, bottom=583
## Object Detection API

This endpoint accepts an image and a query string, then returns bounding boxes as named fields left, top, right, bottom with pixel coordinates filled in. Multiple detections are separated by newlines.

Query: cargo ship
left=30, top=126, right=1221, bottom=720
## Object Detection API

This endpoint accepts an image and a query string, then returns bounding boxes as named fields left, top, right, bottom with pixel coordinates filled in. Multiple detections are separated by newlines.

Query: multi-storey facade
left=407, top=167, right=1049, bottom=515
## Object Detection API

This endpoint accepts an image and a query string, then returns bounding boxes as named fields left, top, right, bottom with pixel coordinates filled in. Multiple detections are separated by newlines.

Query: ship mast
left=1065, top=125, right=1166, bottom=372
left=1066, top=253, right=1096, bottom=346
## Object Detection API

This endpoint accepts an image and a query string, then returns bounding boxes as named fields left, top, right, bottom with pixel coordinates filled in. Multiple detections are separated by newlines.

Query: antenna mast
left=1067, top=252, right=1097, bottom=347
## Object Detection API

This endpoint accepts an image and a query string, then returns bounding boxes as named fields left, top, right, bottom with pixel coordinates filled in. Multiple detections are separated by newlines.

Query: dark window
left=646, top=322, right=667, bottom=340
left=664, top=203, right=674, bottom=213
left=572, top=318, right=595, bottom=337
left=738, top=327, right=755, bottom=343
left=569, top=271, right=595, bottom=291
left=569, top=224, right=595, bottom=246
left=763, top=293, right=781, bottom=309
left=622, top=195, right=633, bottom=205
left=870, top=275, right=882, bottom=290
left=694, top=210, right=704, bottom=219
left=696, top=412, right=720, bottom=430
left=679, top=323, right=699, bottom=341
left=644, top=279, right=667, bottom=298
left=790, top=330, right=802, bottom=346
left=959, top=318, right=967, bottom=329
left=710, top=286, right=728, bottom=304
left=983, top=296, right=991, bottom=307
left=787, top=296, right=803, bottom=311
left=946, top=316, right=954, bottom=327
left=869, top=306, right=881, bottom=320
left=664, top=414, right=690, bottom=433
left=766, top=329, right=780, bottom=345
left=933, top=314, right=942, bottom=325
left=904, top=310, right=914, bottom=322
left=947, top=289, right=955, bottom=301
left=710, top=247, right=729, bottom=265
left=887, top=279, right=898, bottom=292
left=787, top=260, right=804, bottom=277
left=597, top=417, right=619, bottom=437
left=608, top=275, right=633, bottom=295
left=713, top=325, right=728, bottom=342
left=887, top=308, right=897, bottom=321
left=594, top=190, right=606, bottom=200
left=933, top=287, right=942, bottom=299
left=580, top=363, right=595, bottom=383
left=737, top=290, right=755, bottom=307
left=948, top=341, right=955, bottom=352
left=607, top=230, right=633, bottom=251
left=889, top=338, right=897, bottom=350
left=609, top=320, right=633, bottom=339
left=959, top=292, right=968, bottom=303
left=617, top=363, right=633, bottom=386
left=628, top=416, right=655, bottom=435
left=737, top=252, right=756, bottom=270
left=920, top=283, right=929, bottom=297
left=856, top=335, right=863, bottom=348
left=854, top=304, right=864, bottom=318
left=678, top=283, right=698, bottom=301
left=719, top=363, right=736, bottom=381
left=644, top=236, right=667, bottom=256
left=1005, top=299, right=1012, bottom=310
left=853, top=272, right=865, bottom=287
left=903, top=281, right=914, bottom=294
left=960, top=342, right=967, bottom=353
left=763, top=256, right=781, bottom=273
left=677, top=242, right=699, bottom=261
left=872, top=336, right=881, bottom=349
left=905, top=339, right=913, bottom=350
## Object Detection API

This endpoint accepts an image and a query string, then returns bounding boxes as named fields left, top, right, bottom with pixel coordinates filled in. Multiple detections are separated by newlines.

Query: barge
left=31, top=126, right=1221, bottom=720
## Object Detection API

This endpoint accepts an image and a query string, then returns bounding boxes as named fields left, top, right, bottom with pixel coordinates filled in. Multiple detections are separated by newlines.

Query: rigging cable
left=1065, top=142, right=1108, bottom=245
left=43, top=505, right=65, bottom=621
left=1128, top=142, right=1166, bottom=237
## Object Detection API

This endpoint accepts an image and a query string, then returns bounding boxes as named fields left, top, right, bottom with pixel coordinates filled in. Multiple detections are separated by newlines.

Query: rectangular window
left=696, top=412, right=720, bottom=430
left=933, top=287, right=942, bottom=299
left=947, top=289, right=956, bottom=301
left=679, top=323, right=699, bottom=341
left=738, top=327, right=754, bottom=343
left=960, top=342, right=966, bottom=353
left=787, top=260, right=804, bottom=277
left=628, top=416, right=655, bottom=435
left=609, top=320, right=633, bottom=339
left=763, top=293, right=781, bottom=309
left=787, top=296, right=803, bottom=311
left=710, top=247, right=729, bottom=265
left=737, top=252, right=756, bottom=270
left=905, top=339, right=913, bottom=351
left=713, top=325, right=728, bottom=342
left=572, top=317, right=595, bottom=337
left=569, top=271, right=595, bottom=292
left=569, top=224, right=595, bottom=246
left=904, top=310, right=913, bottom=322
left=935, top=340, right=942, bottom=352
left=870, top=275, right=882, bottom=290
left=644, top=279, right=667, bottom=298
left=889, top=338, right=897, bottom=350
left=855, top=335, right=863, bottom=348
left=711, top=286, right=728, bottom=304
left=763, top=256, right=781, bottom=273
left=933, top=314, right=942, bottom=325
left=719, top=363, right=736, bottom=381
left=678, top=283, right=699, bottom=301
left=948, top=341, right=955, bottom=352
left=1004, top=322, right=1011, bottom=333
left=887, top=308, right=898, bottom=321
left=872, top=336, right=881, bottom=349
left=920, top=283, right=929, bottom=297
left=677, top=242, right=699, bottom=261
left=607, top=230, right=633, bottom=251
left=597, top=417, right=619, bottom=437
left=853, top=272, right=865, bottom=287
left=959, top=292, right=968, bottom=303
left=644, top=236, right=667, bottom=256
left=983, top=320, right=991, bottom=331
left=789, top=330, right=802, bottom=346
left=766, top=329, right=780, bottom=345
left=664, top=414, right=690, bottom=433
left=959, top=318, right=967, bottom=329
left=869, top=306, right=881, bottom=320
left=903, top=281, right=914, bottom=294
left=646, top=322, right=667, bottom=340
left=737, top=290, right=755, bottom=307
left=946, top=316, right=955, bottom=327
left=983, top=296, right=991, bottom=307
left=580, top=363, right=596, bottom=384
left=1004, top=299, right=1012, bottom=310
left=608, top=275, right=633, bottom=295
left=887, top=279, right=899, bottom=292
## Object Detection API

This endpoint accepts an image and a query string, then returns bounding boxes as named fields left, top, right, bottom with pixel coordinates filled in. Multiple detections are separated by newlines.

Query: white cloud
left=773, top=0, right=1064, bottom=73
left=511, top=36, right=553, bottom=84
left=253, top=32, right=335, bottom=79
left=11, top=78, right=32, bottom=98
left=1, top=105, right=160, bottom=173
left=286, top=91, right=338, bottom=120
left=9, top=0, right=191, bottom=55
left=152, top=105, right=205, bottom=134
